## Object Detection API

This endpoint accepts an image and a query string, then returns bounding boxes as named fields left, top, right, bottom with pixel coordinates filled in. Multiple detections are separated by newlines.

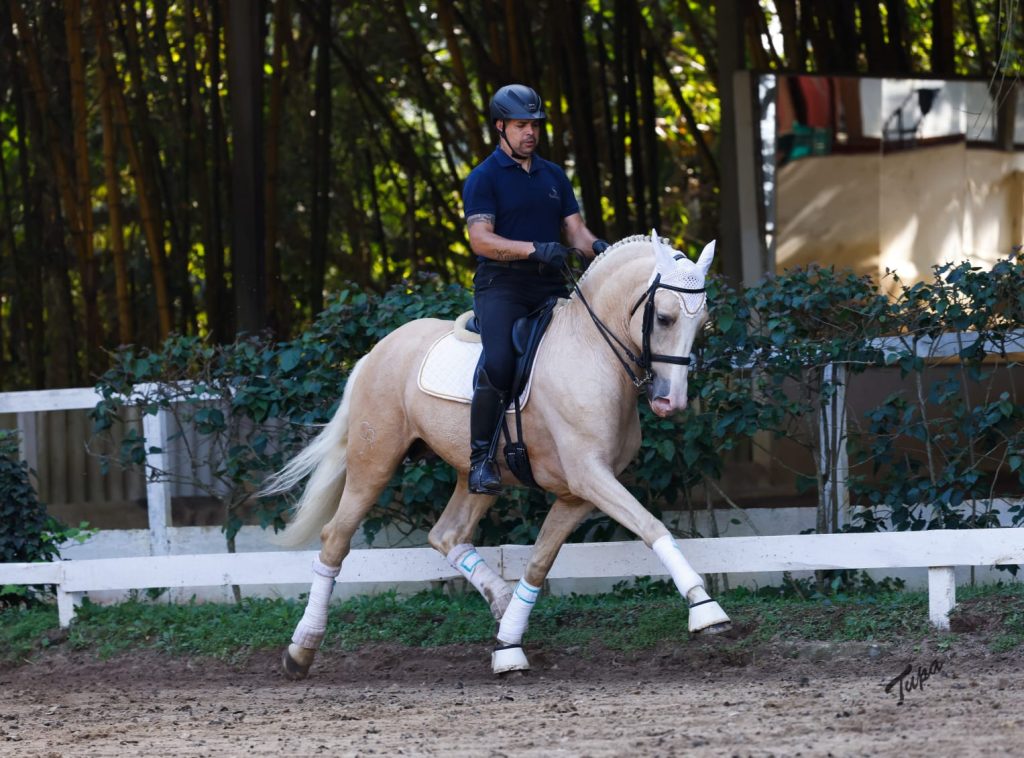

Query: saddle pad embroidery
left=417, top=331, right=537, bottom=408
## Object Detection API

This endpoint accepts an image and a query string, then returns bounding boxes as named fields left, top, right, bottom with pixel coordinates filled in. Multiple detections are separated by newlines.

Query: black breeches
left=472, top=263, right=567, bottom=393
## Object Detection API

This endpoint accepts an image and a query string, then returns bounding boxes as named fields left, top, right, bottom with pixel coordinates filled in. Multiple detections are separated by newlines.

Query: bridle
left=564, top=256, right=706, bottom=390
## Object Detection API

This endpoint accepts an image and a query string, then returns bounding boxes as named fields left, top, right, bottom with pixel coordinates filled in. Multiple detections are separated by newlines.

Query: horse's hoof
left=281, top=647, right=311, bottom=680
left=492, top=644, right=531, bottom=675
left=696, top=621, right=733, bottom=636
left=688, top=599, right=731, bottom=634
left=498, top=668, right=531, bottom=679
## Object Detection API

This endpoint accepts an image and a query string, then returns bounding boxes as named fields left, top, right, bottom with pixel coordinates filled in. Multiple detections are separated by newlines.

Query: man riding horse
left=263, top=85, right=732, bottom=680
left=462, top=83, right=609, bottom=495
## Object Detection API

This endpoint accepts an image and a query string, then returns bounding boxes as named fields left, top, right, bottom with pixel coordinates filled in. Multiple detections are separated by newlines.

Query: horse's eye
left=656, top=313, right=673, bottom=327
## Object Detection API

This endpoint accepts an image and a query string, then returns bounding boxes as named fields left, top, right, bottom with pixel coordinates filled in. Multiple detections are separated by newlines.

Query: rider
left=462, top=83, right=609, bottom=495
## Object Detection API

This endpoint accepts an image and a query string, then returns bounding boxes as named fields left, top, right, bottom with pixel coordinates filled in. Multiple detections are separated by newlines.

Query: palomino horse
left=263, top=231, right=731, bottom=678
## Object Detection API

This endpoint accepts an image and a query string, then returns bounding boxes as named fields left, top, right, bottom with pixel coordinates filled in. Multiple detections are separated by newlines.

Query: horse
left=262, top=231, right=731, bottom=679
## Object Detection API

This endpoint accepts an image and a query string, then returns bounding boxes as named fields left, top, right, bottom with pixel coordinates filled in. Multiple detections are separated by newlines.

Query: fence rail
left=3, top=528, right=1023, bottom=631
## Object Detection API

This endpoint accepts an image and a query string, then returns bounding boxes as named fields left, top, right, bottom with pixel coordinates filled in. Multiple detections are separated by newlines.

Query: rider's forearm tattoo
left=467, top=213, right=495, bottom=228
left=493, top=249, right=518, bottom=260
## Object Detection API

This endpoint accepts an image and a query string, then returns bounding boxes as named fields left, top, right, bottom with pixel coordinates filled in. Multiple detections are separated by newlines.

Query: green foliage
left=0, top=431, right=52, bottom=564
left=632, top=253, right=1024, bottom=544
left=0, top=431, right=91, bottom=606
left=846, top=256, right=1024, bottom=540
left=92, top=253, right=1024, bottom=547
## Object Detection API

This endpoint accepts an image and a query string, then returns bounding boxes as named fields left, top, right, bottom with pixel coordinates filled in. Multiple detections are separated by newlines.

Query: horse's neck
left=569, top=246, right=652, bottom=336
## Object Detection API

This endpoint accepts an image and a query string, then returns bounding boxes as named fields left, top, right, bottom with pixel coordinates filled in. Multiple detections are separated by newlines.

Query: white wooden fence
left=2, top=529, right=1023, bottom=630
left=2, top=333, right=1023, bottom=636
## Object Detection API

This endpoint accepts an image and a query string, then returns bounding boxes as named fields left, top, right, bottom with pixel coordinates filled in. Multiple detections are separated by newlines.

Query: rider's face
left=499, top=119, right=541, bottom=156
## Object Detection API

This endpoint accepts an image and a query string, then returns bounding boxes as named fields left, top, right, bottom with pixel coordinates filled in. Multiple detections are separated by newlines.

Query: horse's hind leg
left=282, top=431, right=410, bottom=681
left=492, top=497, right=592, bottom=674
left=428, top=474, right=511, bottom=620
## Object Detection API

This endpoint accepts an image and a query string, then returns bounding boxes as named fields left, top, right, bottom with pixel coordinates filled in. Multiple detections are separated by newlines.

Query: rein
left=563, top=254, right=705, bottom=390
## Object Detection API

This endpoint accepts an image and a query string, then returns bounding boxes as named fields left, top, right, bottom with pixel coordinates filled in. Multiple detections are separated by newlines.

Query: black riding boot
left=468, top=368, right=507, bottom=495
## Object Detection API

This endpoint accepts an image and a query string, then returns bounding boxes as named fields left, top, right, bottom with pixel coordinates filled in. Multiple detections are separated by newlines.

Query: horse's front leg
left=492, top=497, right=592, bottom=674
left=568, top=465, right=731, bottom=635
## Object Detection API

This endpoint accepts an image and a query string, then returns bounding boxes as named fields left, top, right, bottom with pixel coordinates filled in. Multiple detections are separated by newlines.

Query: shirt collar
left=493, top=147, right=540, bottom=174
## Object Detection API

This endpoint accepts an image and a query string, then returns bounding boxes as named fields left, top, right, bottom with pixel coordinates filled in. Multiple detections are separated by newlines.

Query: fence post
left=142, top=407, right=172, bottom=556
left=56, top=587, right=83, bottom=628
left=819, top=363, right=850, bottom=531
left=928, top=566, right=956, bottom=630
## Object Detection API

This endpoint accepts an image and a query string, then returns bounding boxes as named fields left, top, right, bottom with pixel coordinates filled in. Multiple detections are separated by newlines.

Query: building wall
left=776, top=144, right=1024, bottom=288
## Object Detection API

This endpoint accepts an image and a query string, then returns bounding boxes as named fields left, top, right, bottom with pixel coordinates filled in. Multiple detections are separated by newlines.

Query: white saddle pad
left=417, top=331, right=539, bottom=408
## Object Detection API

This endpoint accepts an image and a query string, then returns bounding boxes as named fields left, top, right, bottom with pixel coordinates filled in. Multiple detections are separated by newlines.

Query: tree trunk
left=884, top=0, right=913, bottom=72
left=641, top=7, right=719, bottom=182
left=10, top=0, right=89, bottom=385
left=200, top=0, right=230, bottom=340
left=857, top=0, right=889, bottom=73
left=640, top=45, right=659, bottom=230
left=560, top=0, right=604, bottom=236
left=94, top=5, right=133, bottom=346
left=227, top=0, right=267, bottom=334
left=95, top=2, right=173, bottom=340
left=962, top=0, right=990, bottom=74
left=153, top=0, right=197, bottom=334
left=120, top=0, right=193, bottom=336
left=64, top=0, right=102, bottom=373
left=774, top=0, right=801, bottom=70
left=625, top=0, right=646, bottom=230
left=436, top=0, right=487, bottom=162
left=0, top=134, right=15, bottom=380
left=265, top=0, right=290, bottom=335
left=307, top=0, right=331, bottom=315
left=930, top=0, right=955, bottom=76
left=7, top=40, right=45, bottom=387
left=41, top=193, right=79, bottom=388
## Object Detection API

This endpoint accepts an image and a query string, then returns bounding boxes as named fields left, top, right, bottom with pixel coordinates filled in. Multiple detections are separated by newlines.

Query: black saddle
left=464, top=296, right=559, bottom=399
left=466, top=296, right=560, bottom=488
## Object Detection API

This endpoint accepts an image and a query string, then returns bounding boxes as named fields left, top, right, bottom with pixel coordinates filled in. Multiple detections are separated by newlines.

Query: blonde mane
left=572, top=234, right=678, bottom=296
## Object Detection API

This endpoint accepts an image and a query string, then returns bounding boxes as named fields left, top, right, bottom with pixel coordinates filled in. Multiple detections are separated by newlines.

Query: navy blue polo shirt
left=462, top=149, right=579, bottom=260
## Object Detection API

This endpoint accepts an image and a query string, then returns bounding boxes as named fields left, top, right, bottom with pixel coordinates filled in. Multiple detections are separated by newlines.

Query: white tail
left=261, top=356, right=367, bottom=547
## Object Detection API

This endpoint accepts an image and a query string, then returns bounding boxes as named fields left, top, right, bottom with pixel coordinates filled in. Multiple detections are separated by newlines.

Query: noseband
left=631, top=273, right=706, bottom=378
left=567, top=260, right=706, bottom=390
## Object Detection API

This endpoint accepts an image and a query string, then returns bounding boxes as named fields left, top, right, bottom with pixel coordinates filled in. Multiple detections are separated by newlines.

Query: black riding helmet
left=490, top=84, right=546, bottom=160
left=489, top=84, right=547, bottom=124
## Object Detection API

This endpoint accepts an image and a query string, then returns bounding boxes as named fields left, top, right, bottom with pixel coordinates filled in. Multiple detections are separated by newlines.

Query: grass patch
left=2, top=580, right=1021, bottom=667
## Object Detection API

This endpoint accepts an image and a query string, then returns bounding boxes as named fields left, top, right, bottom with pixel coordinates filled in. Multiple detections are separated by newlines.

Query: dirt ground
left=1, top=634, right=1021, bottom=758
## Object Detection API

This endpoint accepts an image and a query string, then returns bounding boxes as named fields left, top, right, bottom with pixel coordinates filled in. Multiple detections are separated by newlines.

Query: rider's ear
left=695, top=240, right=716, bottom=277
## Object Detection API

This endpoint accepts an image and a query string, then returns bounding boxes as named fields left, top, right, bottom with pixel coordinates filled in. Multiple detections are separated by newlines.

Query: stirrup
left=469, top=459, right=502, bottom=495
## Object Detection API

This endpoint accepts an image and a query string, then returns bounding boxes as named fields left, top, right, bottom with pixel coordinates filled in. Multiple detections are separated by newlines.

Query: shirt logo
left=549, top=186, right=559, bottom=200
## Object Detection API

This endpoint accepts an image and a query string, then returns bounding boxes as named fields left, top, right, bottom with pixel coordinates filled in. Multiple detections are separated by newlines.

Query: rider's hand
left=530, top=241, right=569, bottom=270
left=592, top=239, right=610, bottom=255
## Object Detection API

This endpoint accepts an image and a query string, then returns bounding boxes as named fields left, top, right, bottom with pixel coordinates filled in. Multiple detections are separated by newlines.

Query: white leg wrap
left=447, top=544, right=512, bottom=617
left=291, top=557, right=341, bottom=649
left=652, top=535, right=707, bottom=603
left=496, top=579, right=540, bottom=645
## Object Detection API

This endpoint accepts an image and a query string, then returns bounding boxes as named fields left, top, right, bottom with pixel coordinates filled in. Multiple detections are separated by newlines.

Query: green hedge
left=0, top=430, right=90, bottom=605
left=86, top=254, right=1024, bottom=547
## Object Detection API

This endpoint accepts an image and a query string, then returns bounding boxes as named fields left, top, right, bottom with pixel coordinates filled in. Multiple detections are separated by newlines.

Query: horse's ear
left=695, top=240, right=716, bottom=277
left=650, top=229, right=675, bottom=276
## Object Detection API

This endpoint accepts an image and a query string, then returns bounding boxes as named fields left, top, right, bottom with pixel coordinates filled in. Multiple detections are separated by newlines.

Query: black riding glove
left=592, top=239, right=610, bottom=255
left=530, top=241, right=569, bottom=270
